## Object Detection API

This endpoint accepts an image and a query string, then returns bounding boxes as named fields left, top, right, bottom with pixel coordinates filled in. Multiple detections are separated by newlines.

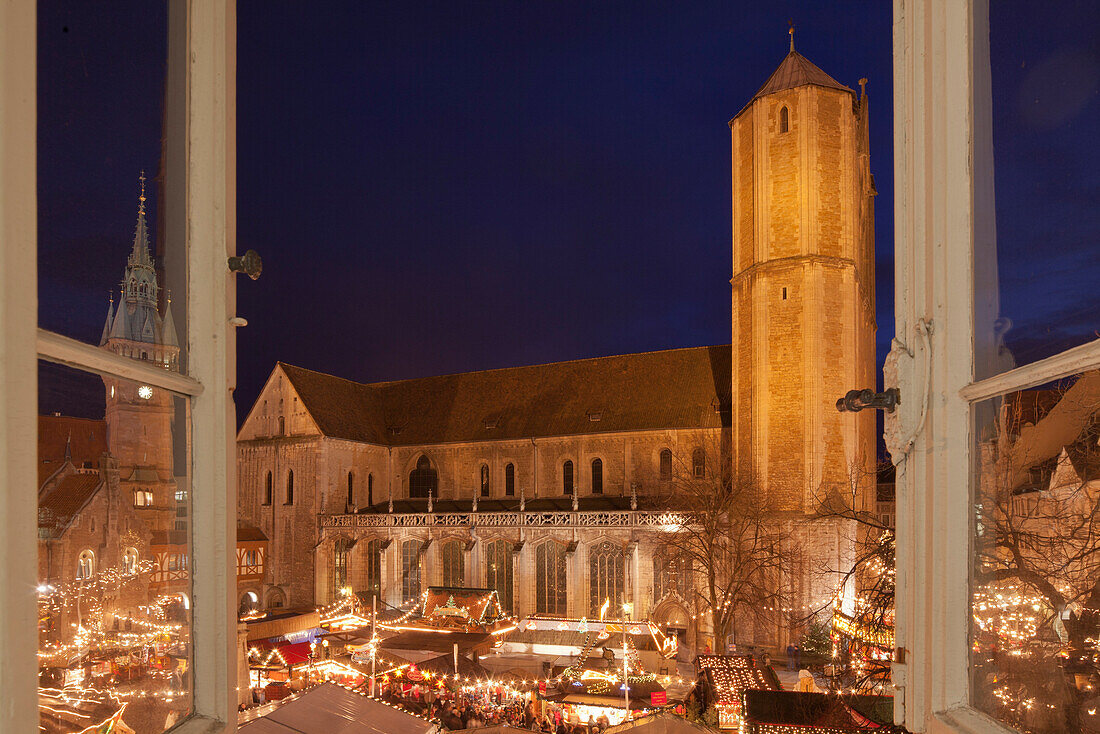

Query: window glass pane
left=971, top=371, right=1100, bottom=731
left=37, top=3, right=186, bottom=364
left=975, top=2, right=1100, bottom=379
left=38, top=361, right=192, bottom=732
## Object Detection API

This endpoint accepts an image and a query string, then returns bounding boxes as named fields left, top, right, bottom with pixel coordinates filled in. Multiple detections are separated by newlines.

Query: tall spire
left=99, top=292, right=115, bottom=346
left=789, top=22, right=795, bottom=53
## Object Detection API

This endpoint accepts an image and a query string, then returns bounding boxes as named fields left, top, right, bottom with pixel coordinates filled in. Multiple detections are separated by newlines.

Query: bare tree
left=652, top=432, right=793, bottom=650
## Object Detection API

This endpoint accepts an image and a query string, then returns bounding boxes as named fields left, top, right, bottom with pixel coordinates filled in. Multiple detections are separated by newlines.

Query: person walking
left=785, top=643, right=796, bottom=671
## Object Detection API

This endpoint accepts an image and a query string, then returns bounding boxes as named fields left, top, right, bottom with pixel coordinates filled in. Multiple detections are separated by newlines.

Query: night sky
left=36, top=2, right=1098, bottom=423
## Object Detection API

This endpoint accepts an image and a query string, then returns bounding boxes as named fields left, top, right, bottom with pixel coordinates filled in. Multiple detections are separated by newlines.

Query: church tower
left=730, top=38, right=877, bottom=513
left=101, top=173, right=181, bottom=535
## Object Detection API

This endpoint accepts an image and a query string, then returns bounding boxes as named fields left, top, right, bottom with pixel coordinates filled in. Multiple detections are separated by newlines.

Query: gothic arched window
left=480, top=464, right=490, bottom=497
left=779, top=105, right=790, bottom=133
left=589, top=541, right=624, bottom=616
left=334, top=538, right=350, bottom=594
left=286, top=470, right=295, bottom=505
left=659, top=449, right=673, bottom=481
left=278, top=416, right=285, bottom=435
left=264, top=471, right=273, bottom=505
left=535, top=541, right=568, bottom=615
left=441, top=539, right=465, bottom=587
left=409, top=455, right=437, bottom=498
left=485, top=540, right=514, bottom=613
left=347, top=472, right=354, bottom=508
left=653, top=548, right=690, bottom=601
left=401, top=540, right=421, bottom=603
left=77, top=550, right=95, bottom=580
left=692, top=449, right=705, bottom=478
left=505, top=463, right=515, bottom=496
left=591, top=459, right=603, bottom=495
left=563, top=461, right=574, bottom=496
left=367, top=473, right=374, bottom=507
left=363, top=538, right=382, bottom=600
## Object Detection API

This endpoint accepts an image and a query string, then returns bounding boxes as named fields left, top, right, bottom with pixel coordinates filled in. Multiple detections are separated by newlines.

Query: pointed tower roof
left=128, top=171, right=155, bottom=271
left=161, top=294, right=180, bottom=348
left=734, top=34, right=854, bottom=120
left=99, top=294, right=115, bottom=346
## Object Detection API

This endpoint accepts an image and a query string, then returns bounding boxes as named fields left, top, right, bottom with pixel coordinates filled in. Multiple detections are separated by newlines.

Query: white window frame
left=0, top=1, right=238, bottom=731
left=890, top=1, right=1100, bottom=732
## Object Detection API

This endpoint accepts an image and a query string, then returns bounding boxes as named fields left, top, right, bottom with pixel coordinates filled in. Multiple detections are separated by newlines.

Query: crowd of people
left=430, top=698, right=614, bottom=732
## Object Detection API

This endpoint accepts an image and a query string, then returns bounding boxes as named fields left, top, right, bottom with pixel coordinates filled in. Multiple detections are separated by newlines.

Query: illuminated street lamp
left=622, top=602, right=633, bottom=722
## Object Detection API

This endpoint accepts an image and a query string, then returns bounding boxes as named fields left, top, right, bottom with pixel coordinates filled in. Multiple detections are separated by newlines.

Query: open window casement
left=0, top=1, right=237, bottom=731
left=891, top=0, right=1100, bottom=732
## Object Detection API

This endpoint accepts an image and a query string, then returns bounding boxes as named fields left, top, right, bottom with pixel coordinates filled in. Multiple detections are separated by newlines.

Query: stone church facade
left=236, top=46, right=876, bottom=651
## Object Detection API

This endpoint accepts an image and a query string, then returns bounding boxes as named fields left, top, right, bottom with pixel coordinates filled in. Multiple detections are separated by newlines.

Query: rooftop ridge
left=281, top=344, right=730, bottom=390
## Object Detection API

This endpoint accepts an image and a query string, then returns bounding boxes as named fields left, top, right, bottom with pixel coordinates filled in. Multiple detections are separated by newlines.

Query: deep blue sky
left=36, top=2, right=1097, bottom=423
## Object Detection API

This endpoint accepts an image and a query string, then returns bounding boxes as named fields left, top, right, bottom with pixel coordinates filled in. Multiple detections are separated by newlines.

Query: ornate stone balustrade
left=321, top=510, right=686, bottom=530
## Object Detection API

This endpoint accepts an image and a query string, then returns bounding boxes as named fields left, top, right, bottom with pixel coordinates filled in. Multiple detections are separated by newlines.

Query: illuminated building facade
left=237, top=45, right=876, bottom=652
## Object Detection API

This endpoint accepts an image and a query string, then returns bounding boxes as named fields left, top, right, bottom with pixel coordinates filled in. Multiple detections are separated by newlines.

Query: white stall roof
left=239, top=683, right=435, bottom=734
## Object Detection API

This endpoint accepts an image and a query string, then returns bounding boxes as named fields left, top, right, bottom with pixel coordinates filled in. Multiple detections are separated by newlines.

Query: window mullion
left=37, top=328, right=204, bottom=395
left=0, top=0, right=40, bottom=727
left=960, top=338, right=1100, bottom=403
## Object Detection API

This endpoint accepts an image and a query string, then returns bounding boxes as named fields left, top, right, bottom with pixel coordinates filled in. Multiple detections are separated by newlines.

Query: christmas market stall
left=238, top=681, right=436, bottom=733
left=741, top=689, right=895, bottom=733
left=692, top=654, right=780, bottom=731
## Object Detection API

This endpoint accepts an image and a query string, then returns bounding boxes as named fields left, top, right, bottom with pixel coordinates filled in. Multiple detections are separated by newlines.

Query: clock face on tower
left=137, top=385, right=153, bottom=400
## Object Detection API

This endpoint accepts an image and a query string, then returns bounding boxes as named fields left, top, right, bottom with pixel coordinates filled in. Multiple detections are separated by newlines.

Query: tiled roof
left=38, top=472, right=103, bottom=533
left=277, top=345, right=730, bottom=447
left=237, top=524, right=269, bottom=542
left=735, top=50, right=853, bottom=119
left=38, top=415, right=107, bottom=486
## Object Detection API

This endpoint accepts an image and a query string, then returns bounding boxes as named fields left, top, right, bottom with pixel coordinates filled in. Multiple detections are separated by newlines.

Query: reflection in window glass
left=972, top=372, right=1100, bottom=732
left=37, top=362, right=191, bottom=732
left=976, top=2, right=1100, bottom=379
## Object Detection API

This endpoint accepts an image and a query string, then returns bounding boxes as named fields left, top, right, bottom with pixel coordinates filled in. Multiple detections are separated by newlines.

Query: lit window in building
left=401, top=539, right=421, bottom=603
left=535, top=541, right=567, bottom=615
left=659, top=449, right=672, bottom=481
left=122, top=547, right=139, bottom=574
left=77, top=550, right=95, bottom=580
left=334, top=538, right=350, bottom=594
left=692, top=448, right=705, bottom=478
left=485, top=539, right=513, bottom=613
left=589, top=541, right=624, bottom=616
left=442, top=539, right=464, bottom=587
left=363, top=538, right=382, bottom=600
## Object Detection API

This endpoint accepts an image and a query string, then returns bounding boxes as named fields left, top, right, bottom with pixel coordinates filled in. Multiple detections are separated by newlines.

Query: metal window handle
left=836, top=387, right=900, bottom=413
left=228, top=249, right=263, bottom=280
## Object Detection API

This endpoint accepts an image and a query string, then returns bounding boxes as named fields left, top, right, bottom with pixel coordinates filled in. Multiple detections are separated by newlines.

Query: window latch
left=835, top=387, right=900, bottom=413
left=228, top=249, right=263, bottom=280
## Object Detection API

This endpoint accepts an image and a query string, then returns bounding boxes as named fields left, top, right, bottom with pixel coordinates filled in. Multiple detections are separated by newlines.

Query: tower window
left=659, top=449, right=673, bottom=481
left=782, top=286, right=788, bottom=300
left=285, top=470, right=294, bottom=505
left=779, top=105, right=790, bottom=133
left=263, top=471, right=272, bottom=505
